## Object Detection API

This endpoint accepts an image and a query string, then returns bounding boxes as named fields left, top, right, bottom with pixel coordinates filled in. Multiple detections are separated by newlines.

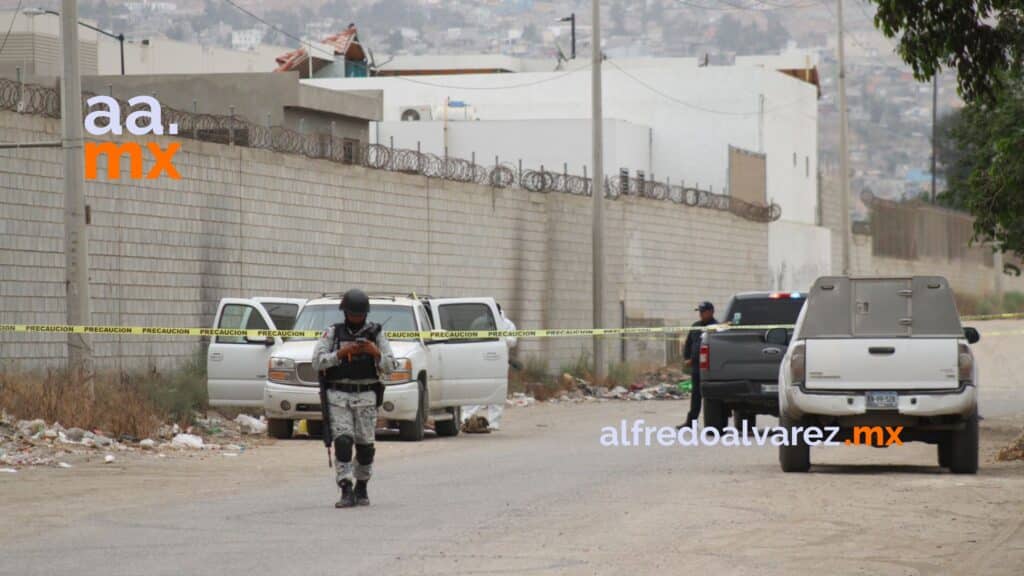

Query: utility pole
left=568, top=13, right=576, bottom=59
left=837, top=0, right=851, bottom=275
left=591, top=0, right=606, bottom=381
left=60, top=0, right=93, bottom=383
left=931, top=74, right=937, bottom=202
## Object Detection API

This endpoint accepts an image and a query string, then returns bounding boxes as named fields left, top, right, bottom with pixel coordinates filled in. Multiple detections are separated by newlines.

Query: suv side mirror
left=246, top=335, right=274, bottom=347
left=765, top=327, right=789, bottom=345
left=963, top=327, right=980, bottom=344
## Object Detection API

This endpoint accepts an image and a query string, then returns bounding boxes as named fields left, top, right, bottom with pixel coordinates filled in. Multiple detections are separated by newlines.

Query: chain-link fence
left=0, top=78, right=781, bottom=223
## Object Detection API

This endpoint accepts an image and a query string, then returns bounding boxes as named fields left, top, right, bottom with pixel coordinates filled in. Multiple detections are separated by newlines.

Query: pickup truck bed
left=700, top=292, right=806, bottom=429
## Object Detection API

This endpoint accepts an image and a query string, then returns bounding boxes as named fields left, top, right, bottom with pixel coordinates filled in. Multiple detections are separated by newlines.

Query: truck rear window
left=727, top=298, right=805, bottom=326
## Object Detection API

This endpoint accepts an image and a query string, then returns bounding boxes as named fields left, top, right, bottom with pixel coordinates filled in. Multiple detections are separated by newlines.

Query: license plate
left=865, top=391, right=898, bottom=410
left=762, top=384, right=778, bottom=393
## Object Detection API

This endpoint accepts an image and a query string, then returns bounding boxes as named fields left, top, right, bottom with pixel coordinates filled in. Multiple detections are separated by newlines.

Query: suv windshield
left=727, top=297, right=805, bottom=326
left=289, top=304, right=418, bottom=340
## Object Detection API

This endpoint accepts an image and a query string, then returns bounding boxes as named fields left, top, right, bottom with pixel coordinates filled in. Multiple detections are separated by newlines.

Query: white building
left=231, top=28, right=265, bottom=52
left=308, top=53, right=830, bottom=290
left=0, top=11, right=289, bottom=78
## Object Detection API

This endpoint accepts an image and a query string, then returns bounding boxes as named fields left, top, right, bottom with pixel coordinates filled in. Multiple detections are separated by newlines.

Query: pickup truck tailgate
left=805, top=338, right=959, bottom=391
left=705, top=330, right=784, bottom=382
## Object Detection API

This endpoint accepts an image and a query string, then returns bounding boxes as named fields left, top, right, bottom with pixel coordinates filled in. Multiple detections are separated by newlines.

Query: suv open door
left=207, top=298, right=305, bottom=407
left=425, top=297, right=509, bottom=406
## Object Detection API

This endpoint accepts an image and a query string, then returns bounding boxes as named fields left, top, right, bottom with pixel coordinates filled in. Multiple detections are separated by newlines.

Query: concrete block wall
left=851, top=237, right=1024, bottom=299
left=0, top=110, right=771, bottom=372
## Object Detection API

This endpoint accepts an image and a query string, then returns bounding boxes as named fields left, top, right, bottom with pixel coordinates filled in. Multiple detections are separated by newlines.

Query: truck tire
left=305, top=419, right=323, bottom=438
left=778, top=413, right=810, bottom=473
left=937, top=439, right=951, bottom=468
left=434, top=406, right=461, bottom=437
left=703, top=398, right=728, bottom=431
left=267, top=418, right=293, bottom=439
left=734, top=411, right=756, bottom=432
left=948, top=411, right=979, bottom=474
left=399, top=381, right=427, bottom=442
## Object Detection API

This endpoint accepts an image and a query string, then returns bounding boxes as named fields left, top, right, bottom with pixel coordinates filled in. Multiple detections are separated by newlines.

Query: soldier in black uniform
left=678, top=301, right=717, bottom=429
left=313, top=289, right=394, bottom=508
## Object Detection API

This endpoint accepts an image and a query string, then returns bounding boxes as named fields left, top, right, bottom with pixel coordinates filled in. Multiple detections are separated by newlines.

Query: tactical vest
left=321, top=322, right=382, bottom=383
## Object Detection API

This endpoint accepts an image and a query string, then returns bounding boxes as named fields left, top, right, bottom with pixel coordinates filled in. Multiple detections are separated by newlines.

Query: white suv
left=775, top=276, right=981, bottom=473
left=259, top=295, right=509, bottom=441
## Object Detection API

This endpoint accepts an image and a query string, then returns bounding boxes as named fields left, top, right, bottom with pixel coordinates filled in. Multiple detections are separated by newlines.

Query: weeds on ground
left=604, top=361, right=636, bottom=389
left=559, top=350, right=592, bottom=382
left=521, top=355, right=550, bottom=384
left=956, top=291, right=1024, bottom=317
left=0, top=351, right=208, bottom=438
left=509, top=354, right=549, bottom=396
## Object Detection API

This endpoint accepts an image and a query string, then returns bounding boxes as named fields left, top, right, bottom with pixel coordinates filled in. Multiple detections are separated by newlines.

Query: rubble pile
left=997, top=429, right=1024, bottom=462
left=0, top=410, right=264, bottom=471
left=514, top=366, right=691, bottom=406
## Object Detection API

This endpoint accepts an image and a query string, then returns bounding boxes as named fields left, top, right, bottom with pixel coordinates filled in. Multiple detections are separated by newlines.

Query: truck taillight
left=789, top=342, right=806, bottom=384
left=958, top=343, right=973, bottom=382
left=699, top=344, right=709, bottom=371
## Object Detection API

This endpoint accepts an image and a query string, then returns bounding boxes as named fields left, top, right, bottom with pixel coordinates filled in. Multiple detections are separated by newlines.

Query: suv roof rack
left=316, top=291, right=432, bottom=300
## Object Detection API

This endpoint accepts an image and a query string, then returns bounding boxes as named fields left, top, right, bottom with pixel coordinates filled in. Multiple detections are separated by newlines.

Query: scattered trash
left=235, top=415, right=267, bottom=436
left=506, top=393, right=536, bottom=407
left=63, top=428, right=86, bottom=442
left=997, top=430, right=1024, bottom=462
left=461, top=415, right=491, bottom=434
left=222, top=453, right=239, bottom=457
left=170, top=433, right=204, bottom=449
left=605, top=386, right=629, bottom=398
left=57, top=462, right=72, bottom=469
left=0, top=467, right=16, bottom=474
left=104, top=454, right=116, bottom=464
left=93, top=435, right=114, bottom=448
left=139, top=439, right=156, bottom=450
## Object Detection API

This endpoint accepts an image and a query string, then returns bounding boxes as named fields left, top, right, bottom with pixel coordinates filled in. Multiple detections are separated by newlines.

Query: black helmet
left=340, top=289, right=370, bottom=315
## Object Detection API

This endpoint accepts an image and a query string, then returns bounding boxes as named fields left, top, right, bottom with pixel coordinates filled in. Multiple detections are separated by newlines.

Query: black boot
left=354, top=480, right=370, bottom=506
left=336, top=479, right=356, bottom=509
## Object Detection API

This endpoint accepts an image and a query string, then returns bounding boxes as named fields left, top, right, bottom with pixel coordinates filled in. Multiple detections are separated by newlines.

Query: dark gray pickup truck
left=699, top=291, right=806, bottom=430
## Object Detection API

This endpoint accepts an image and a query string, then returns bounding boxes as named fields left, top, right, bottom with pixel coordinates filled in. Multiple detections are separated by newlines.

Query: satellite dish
left=401, top=109, right=421, bottom=122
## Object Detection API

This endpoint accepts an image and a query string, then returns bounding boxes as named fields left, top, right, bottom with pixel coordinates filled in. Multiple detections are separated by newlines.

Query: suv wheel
left=948, top=411, right=979, bottom=474
left=734, top=411, right=756, bottom=432
left=778, top=413, right=810, bottom=473
left=398, top=380, right=427, bottom=442
left=267, top=418, right=293, bottom=439
left=305, top=419, right=323, bottom=438
left=435, top=406, right=461, bottom=437
left=937, top=439, right=951, bottom=468
left=703, top=398, right=728, bottom=431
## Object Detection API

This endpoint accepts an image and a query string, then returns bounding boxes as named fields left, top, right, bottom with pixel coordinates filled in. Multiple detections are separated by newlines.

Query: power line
left=675, top=0, right=819, bottom=11
left=817, top=0, right=875, bottom=52
left=386, top=64, right=590, bottom=90
left=219, top=0, right=335, bottom=59
left=217, top=0, right=587, bottom=91
left=606, top=59, right=814, bottom=118
left=0, top=0, right=26, bottom=57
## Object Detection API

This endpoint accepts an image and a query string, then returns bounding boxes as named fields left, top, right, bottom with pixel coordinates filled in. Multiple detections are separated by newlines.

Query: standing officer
left=314, top=289, right=394, bottom=508
left=678, top=301, right=717, bottom=429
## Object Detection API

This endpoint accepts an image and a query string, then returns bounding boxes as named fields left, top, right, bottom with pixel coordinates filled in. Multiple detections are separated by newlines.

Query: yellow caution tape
left=1, top=317, right=1020, bottom=340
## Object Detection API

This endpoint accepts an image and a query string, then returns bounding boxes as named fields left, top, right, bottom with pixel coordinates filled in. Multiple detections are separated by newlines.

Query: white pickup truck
left=206, top=294, right=509, bottom=441
left=775, top=276, right=981, bottom=474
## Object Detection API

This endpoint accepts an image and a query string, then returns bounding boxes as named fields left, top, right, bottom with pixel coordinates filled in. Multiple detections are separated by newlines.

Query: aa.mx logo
left=83, top=95, right=181, bottom=180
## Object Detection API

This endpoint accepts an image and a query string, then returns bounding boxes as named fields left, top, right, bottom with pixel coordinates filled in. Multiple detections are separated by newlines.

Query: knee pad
left=334, top=435, right=354, bottom=462
left=355, top=443, right=375, bottom=466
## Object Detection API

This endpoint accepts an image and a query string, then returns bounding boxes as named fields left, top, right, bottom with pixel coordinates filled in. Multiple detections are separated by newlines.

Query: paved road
left=2, top=320, right=1023, bottom=576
